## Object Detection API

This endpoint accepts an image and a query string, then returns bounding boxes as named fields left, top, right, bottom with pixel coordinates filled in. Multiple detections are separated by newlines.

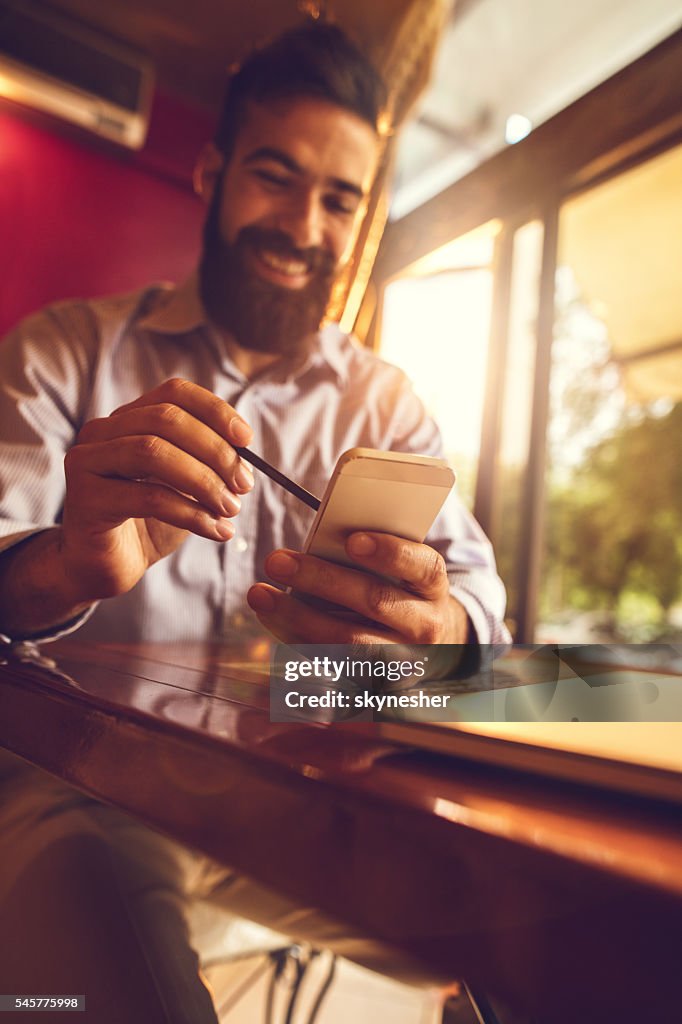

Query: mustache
left=236, top=226, right=336, bottom=277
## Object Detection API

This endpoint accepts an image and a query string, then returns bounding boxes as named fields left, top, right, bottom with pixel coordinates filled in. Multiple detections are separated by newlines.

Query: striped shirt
left=0, top=277, right=511, bottom=646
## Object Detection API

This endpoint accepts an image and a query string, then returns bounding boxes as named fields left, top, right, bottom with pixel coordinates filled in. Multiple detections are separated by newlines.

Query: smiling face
left=197, top=96, right=379, bottom=356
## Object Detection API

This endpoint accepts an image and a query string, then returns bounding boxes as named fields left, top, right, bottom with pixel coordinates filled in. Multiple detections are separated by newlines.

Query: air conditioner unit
left=0, top=1, right=154, bottom=149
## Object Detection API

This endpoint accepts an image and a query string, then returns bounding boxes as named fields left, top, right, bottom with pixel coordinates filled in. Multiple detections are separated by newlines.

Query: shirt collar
left=137, top=272, right=352, bottom=385
left=312, top=323, right=355, bottom=385
left=137, top=272, right=205, bottom=334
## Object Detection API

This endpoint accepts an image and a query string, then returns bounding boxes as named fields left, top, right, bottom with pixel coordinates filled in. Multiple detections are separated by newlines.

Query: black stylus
left=234, top=446, right=321, bottom=512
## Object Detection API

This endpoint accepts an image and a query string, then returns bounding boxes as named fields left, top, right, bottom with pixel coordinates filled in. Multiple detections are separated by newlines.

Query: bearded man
left=0, top=21, right=509, bottom=1022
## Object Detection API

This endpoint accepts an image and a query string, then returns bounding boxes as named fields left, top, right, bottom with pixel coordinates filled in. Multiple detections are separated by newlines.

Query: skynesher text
left=284, top=690, right=451, bottom=710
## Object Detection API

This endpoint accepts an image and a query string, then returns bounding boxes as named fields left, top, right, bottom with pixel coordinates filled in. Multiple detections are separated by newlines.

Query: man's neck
left=216, top=329, right=283, bottom=380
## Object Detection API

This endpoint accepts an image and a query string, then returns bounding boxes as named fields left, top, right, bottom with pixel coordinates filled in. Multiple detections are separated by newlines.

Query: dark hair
left=214, top=21, right=387, bottom=156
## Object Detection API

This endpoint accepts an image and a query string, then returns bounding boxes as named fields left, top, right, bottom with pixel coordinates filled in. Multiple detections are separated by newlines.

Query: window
left=379, top=223, right=498, bottom=507
left=537, top=145, right=682, bottom=642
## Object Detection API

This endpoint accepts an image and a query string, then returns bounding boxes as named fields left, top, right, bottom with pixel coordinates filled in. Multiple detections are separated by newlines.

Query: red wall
left=0, top=92, right=214, bottom=336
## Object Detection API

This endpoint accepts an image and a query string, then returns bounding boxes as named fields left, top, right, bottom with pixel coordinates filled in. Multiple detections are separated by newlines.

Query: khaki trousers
left=0, top=753, right=432, bottom=1023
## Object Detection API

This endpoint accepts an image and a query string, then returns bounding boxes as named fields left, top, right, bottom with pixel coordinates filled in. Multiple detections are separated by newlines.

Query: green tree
left=543, top=402, right=682, bottom=635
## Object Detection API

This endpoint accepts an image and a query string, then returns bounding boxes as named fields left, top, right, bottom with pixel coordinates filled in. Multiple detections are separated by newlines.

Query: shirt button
left=235, top=537, right=249, bottom=553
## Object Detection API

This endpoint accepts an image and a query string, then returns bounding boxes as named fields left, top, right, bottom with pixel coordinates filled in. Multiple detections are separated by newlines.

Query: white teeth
left=260, top=250, right=308, bottom=276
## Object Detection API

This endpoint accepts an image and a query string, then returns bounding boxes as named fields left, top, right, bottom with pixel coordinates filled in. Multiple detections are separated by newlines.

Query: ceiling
left=38, top=0, right=416, bottom=111
left=392, top=0, right=682, bottom=216
left=6, top=0, right=682, bottom=217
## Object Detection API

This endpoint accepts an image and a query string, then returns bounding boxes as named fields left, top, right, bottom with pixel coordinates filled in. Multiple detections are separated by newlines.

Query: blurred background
left=1, top=0, right=681, bottom=645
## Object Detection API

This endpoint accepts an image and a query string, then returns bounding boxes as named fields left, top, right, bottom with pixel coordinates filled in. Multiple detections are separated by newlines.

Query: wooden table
left=1, top=638, right=681, bottom=1023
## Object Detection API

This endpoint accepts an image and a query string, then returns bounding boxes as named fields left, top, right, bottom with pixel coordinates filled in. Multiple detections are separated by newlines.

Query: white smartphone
left=303, top=447, right=456, bottom=567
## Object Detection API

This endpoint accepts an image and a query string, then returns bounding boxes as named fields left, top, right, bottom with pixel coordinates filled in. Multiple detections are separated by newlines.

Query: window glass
left=379, top=223, right=498, bottom=507
left=537, top=144, right=682, bottom=643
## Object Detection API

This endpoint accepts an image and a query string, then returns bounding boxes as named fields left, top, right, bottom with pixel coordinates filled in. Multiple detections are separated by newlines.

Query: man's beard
left=198, top=184, right=337, bottom=358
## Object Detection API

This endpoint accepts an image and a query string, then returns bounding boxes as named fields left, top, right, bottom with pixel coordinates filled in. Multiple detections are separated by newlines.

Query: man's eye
left=254, top=170, right=289, bottom=187
left=325, top=196, right=357, bottom=216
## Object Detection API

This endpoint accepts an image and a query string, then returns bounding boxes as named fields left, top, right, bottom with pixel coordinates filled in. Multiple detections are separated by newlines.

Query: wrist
left=54, top=526, right=108, bottom=604
left=0, top=528, right=95, bottom=639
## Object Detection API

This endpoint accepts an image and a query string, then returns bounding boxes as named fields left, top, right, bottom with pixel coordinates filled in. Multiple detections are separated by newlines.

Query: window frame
left=369, top=28, right=682, bottom=640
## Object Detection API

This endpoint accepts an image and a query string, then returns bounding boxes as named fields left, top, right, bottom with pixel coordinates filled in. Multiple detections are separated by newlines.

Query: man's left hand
left=247, top=532, right=469, bottom=644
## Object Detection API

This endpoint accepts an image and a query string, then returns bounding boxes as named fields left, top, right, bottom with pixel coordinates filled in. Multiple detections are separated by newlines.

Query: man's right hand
left=59, top=377, right=254, bottom=602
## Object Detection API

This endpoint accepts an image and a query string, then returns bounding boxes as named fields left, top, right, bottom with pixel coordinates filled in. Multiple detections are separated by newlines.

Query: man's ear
left=193, top=143, right=225, bottom=205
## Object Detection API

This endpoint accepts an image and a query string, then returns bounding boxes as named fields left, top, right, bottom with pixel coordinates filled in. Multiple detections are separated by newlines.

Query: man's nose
left=276, top=191, right=324, bottom=250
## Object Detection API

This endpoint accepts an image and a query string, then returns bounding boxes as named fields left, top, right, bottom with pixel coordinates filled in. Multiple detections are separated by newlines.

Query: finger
left=110, top=378, right=253, bottom=448
left=246, top=584, right=399, bottom=645
left=77, top=404, right=254, bottom=495
left=76, top=478, right=235, bottom=541
left=263, top=548, right=412, bottom=627
left=65, top=437, right=242, bottom=519
left=263, top=548, right=444, bottom=642
left=344, top=533, right=450, bottom=601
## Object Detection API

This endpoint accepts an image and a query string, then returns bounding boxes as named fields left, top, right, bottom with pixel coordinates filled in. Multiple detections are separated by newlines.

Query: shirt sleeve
left=0, top=304, right=98, bottom=642
left=385, top=372, right=512, bottom=648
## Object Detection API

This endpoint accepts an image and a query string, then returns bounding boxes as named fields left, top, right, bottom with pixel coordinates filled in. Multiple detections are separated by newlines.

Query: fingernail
left=267, top=551, right=299, bottom=580
left=220, top=488, right=241, bottom=515
left=213, top=517, right=235, bottom=540
left=235, top=461, right=255, bottom=493
left=248, top=586, right=276, bottom=613
left=229, top=416, right=252, bottom=446
left=348, top=533, right=376, bottom=556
